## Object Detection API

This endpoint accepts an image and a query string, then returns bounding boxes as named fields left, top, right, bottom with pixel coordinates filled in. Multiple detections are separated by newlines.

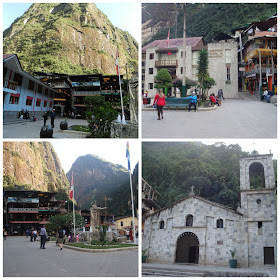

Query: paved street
left=142, top=92, right=277, bottom=138
left=3, top=236, right=138, bottom=277
left=3, top=117, right=89, bottom=138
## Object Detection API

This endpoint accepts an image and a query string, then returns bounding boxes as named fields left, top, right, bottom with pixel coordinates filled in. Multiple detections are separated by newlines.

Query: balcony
left=4, top=79, right=18, bottom=93
left=39, top=207, right=61, bottom=212
left=245, top=63, right=277, bottom=77
left=155, top=60, right=178, bottom=68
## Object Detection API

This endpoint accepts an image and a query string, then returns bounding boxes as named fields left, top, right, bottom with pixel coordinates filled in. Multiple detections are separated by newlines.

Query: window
left=258, top=222, right=263, bottom=235
left=227, top=67, right=231, bottom=81
left=13, top=72, right=23, bottom=86
left=159, top=220, right=164, bottom=229
left=44, top=100, right=47, bottom=107
left=142, top=69, right=145, bottom=74
left=121, top=221, right=123, bottom=226
left=37, top=85, right=42, bottom=93
left=149, top=68, right=153, bottom=74
left=44, top=88, right=49, bottom=96
left=36, top=98, right=41, bottom=106
left=26, top=96, right=33, bottom=106
left=181, top=51, right=183, bottom=58
left=142, top=75, right=145, bottom=81
left=131, top=221, right=133, bottom=226
left=49, top=101, right=52, bottom=108
left=9, top=94, right=20, bottom=104
left=181, top=67, right=183, bottom=74
left=28, top=80, right=35, bottom=90
left=225, top=49, right=231, bottom=64
left=186, top=215, right=193, bottom=227
left=148, top=83, right=153, bottom=90
left=149, top=53, right=154, bottom=60
left=142, top=61, right=145, bottom=67
left=217, top=219, right=223, bottom=228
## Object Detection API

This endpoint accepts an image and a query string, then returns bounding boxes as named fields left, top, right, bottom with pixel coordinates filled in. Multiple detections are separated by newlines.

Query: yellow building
left=115, top=216, right=138, bottom=231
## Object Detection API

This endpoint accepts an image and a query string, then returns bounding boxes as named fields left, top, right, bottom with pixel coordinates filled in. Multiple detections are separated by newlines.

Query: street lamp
left=182, top=4, right=187, bottom=97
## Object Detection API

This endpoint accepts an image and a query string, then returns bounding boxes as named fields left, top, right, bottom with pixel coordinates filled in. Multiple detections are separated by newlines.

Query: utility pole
left=258, top=50, right=262, bottom=99
left=104, top=196, right=108, bottom=223
left=271, top=41, right=275, bottom=94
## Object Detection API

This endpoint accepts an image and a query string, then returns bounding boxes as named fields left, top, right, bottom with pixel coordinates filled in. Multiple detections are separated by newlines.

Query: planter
left=142, top=255, right=147, bottom=263
left=40, top=126, right=53, bottom=138
left=229, top=259, right=237, bottom=268
left=60, top=121, right=68, bottom=130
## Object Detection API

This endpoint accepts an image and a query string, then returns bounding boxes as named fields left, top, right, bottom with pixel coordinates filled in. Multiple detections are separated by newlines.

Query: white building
left=143, top=153, right=276, bottom=268
left=142, top=37, right=238, bottom=99
left=3, top=54, right=58, bottom=120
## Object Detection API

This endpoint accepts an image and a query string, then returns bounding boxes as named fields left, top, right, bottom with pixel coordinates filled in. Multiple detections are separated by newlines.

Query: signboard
left=8, top=197, right=39, bottom=203
left=217, top=241, right=223, bottom=245
left=209, top=50, right=223, bottom=58
left=72, top=81, right=100, bottom=87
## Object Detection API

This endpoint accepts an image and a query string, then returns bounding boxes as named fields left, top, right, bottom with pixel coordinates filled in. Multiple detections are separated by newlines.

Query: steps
left=142, top=266, right=205, bottom=277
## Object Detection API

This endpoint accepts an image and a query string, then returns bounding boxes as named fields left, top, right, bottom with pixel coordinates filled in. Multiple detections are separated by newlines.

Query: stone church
left=143, top=153, right=276, bottom=267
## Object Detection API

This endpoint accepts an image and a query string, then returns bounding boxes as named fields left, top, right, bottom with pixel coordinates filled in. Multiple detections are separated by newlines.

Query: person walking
left=186, top=92, right=198, bottom=112
left=43, top=112, right=48, bottom=126
left=33, top=229, right=37, bottom=241
left=40, top=225, right=48, bottom=249
left=30, top=227, right=34, bottom=242
left=218, top=89, right=224, bottom=100
left=3, top=229, right=8, bottom=240
left=57, top=227, right=64, bottom=250
left=153, top=89, right=166, bottom=120
left=50, top=109, right=57, bottom=128
left=26, top=229, right=29, bottom=238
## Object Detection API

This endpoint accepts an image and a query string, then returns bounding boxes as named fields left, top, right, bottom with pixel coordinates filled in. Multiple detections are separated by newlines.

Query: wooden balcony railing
left=4, top=79, right=18, bottom=91
left=155, top=60, right=178, bottom=67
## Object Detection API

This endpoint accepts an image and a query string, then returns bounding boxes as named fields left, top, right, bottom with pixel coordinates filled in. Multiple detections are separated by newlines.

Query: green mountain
left=3, top=142, right=70, bottom=200
left=142, top=3, right=277, bottom=45
left=66, top=155, right=138, bottom=215
left=4, top=3, right=138, bottom=75
left=142, top=142, right=277, bottom=209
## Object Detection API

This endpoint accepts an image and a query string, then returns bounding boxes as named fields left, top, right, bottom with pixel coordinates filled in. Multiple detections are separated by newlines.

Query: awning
left=36, top=98, right=41, bottom=101
left=26, top=96, right=33, bottom=100
left=10, top=93, right=20, bottom=97
left=54, top=98, right=66, bottom=101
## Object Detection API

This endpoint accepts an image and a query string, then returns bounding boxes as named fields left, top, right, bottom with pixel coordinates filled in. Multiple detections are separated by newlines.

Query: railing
left=39, top=207, right=60, bottom=211
left=155, top=60, right=178, bottom=67
left=9, top=208, right=38, bottom=212
left=245, top=63, right=277, bottom=72
left=4, top=79, right=18, bottom=91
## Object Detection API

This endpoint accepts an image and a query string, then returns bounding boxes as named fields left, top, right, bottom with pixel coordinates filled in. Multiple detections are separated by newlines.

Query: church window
left=217, top=219, right=223, bottom=228
left=257, top=199, right=261, bottom=204
left=159, top=220, right=164, bottom=229
left=186, top=215, right=193, bottom=227
left=258, top=222, right=263, bottom=235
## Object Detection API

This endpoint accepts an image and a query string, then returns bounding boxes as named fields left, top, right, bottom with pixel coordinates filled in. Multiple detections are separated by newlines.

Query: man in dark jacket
left=50, top=109, right=57, bottom=128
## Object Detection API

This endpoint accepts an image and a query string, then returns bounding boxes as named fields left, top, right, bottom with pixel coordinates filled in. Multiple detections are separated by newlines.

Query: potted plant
left=142, top=249, right=147, bottom=263
left=40, top=126, right=53, bottom=138
left=60, top=118, right=68, bottom=130
left=229, top=250, right=237, bottom=268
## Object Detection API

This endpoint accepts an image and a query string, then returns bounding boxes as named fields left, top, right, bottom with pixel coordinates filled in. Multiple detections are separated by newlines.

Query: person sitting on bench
left=186, top=92, right=198, bottom=112
left=209, top=93, right=220, bottom=106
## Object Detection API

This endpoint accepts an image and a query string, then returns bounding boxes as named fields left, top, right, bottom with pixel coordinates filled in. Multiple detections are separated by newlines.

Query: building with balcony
left=235, top=14, right=277, bottom=98
left=3, top=190, right=66, bottom=235
left=142, top=36, right=238, bottom=99
left=3, top=54, right=59, bottom=120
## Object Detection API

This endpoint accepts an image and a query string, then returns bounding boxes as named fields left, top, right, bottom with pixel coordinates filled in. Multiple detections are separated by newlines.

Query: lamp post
left=182, top=4, right=187, bottom=97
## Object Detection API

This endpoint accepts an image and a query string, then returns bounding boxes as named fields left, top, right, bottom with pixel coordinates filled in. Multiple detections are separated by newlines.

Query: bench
left=165, top=97, right=191, bottom=110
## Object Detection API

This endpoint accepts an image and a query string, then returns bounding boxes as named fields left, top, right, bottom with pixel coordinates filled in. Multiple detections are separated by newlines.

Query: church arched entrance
left=175, top=232, right=199, bottom=264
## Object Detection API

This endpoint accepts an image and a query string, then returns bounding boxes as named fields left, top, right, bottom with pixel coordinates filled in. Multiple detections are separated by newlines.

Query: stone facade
left=143, top=153, right=276, bottom=268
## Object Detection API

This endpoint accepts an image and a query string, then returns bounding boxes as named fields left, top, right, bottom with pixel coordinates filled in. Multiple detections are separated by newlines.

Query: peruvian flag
left=167, top=28, right=170, bottom=48
left=116, top=47, right=119, bottom=75
left=69, top=172, right=74, bottom=200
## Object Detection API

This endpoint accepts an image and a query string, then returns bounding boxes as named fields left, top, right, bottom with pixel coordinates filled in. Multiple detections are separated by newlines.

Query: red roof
left=3, top=54, right=15, bottom=60
left=142, top=37, right=204, bottom=51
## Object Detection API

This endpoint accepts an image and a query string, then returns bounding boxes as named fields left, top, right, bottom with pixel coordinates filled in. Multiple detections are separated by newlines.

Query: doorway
left=264, top=247, right=275, bottom=265
left=175, top=232, right=199, bottom=264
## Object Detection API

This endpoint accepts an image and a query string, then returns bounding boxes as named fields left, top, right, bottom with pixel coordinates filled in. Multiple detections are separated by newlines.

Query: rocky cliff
left=3, top=142, right=69, bottom=194
left=3, top=3, right=138, bottom=75
left=66, top=154, right=137, bottom=214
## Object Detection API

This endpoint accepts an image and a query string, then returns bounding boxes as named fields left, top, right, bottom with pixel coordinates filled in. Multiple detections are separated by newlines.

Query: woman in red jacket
left=153, top=89, right=166, bottom=120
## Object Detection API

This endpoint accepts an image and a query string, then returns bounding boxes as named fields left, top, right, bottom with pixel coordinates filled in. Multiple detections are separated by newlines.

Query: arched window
left=186, top=215, right=193, bottom=227
left=159, top=220, right=164, bottom=229
left=217, top=219, right=223, bottom=228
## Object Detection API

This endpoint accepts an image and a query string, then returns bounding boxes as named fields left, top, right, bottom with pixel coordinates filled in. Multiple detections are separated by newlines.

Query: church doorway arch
left=249, top=162, right=265, bottom=189
left=175, top=232, right=199, bottom=264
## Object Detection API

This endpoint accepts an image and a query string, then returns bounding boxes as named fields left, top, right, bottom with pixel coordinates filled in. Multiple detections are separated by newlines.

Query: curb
left=142, top=106, right=217, bottom=111
left=60, top=130, right=91, bottom=136
left=63, top=244, right=138, bottom=253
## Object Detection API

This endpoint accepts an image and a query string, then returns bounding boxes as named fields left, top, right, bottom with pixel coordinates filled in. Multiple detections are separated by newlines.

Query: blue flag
left=126, top=142, right=130, bottom=171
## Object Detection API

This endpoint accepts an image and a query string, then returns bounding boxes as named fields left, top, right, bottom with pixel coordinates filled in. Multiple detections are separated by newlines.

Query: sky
left=52, top=139, right=140, bottom=174
left=3, top=2, right=140, bottom=42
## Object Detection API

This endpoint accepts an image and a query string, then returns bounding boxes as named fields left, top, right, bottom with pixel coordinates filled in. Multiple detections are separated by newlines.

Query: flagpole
left=72, top=172, right=76, bottom=238
left=129, top=169, right=136, bottom=244
left=116, top=45, right=126, bottom=124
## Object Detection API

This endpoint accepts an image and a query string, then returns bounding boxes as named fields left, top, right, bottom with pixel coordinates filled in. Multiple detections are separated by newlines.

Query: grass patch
left=69, top=125, right=90, bottom=132
left=68, top=243, right=138, bottom=249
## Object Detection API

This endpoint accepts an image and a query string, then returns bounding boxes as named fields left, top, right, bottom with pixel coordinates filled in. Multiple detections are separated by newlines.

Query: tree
left=173, top=78, right=198, bottom=96
left=47, top=213, right=85, bottom=232
left=197, top=49, right=209, bottom=101
left=84, top=95, right=119, bottom=138
left=99, top=225, right=109, bottom=244
left=155, top=69, right=172, bottom=93
left=202, top=76, right=216, bottom=98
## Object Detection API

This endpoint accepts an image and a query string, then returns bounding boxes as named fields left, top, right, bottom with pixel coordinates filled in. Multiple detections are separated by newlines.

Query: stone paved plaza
left=3, top=117, right=89, bottom=138
left=3, top=236, right=138, bottom=277
left=142, top=92, right=277, bottom=138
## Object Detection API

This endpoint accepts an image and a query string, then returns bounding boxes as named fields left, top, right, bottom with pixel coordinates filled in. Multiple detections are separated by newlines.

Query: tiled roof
left=142, top=37, right=204, bottom=50
left=3, top=54, right=15, bottom=60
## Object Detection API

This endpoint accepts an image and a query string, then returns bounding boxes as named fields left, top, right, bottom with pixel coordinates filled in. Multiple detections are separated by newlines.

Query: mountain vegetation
left=66, top=154, right=138, bottom=215
left=4, top=3, right=138, bottom=75
left=142, top=142, right=277, bottom=209
left=142, top=3, right=277, bottom=45
left=3, top=142, right=70, bottom=201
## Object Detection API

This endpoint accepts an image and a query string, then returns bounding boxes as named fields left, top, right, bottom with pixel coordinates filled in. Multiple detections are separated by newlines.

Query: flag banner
left=126, top=141, right=131, bottom=171
left=69, top=172, right=74, bottom=200
left=167, top=28, right=170, bottom=47
left=116, top=47, right=119, bottom=75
